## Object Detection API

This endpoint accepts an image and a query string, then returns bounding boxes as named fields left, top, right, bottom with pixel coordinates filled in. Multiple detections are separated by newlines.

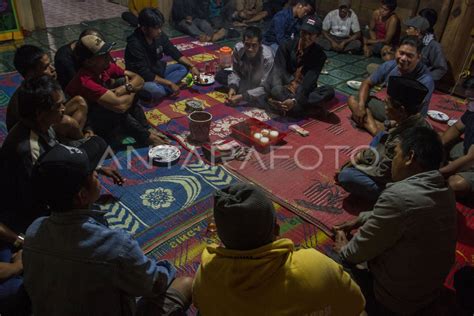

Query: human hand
left=185, top=16, right=193, bottom=24
left=98, top=167, right=125, bottom=186
left=190, top=66, right=200, bottom=77
left=363, top=44, right=372, bottom=57
left=12, top=249, right=23, bottom=268
left=352, top=105, right=367, bottom=126
left=333, top=217, right=361, bottom=234
left=333, top=231, right=349, bottom=253
left=281, top=98, right=296, bottom=112
left=227, top=94, right=243, bottom=105
left=169, top=82, right=180, bottom=96
left=227, top=88, right=236, bottom=99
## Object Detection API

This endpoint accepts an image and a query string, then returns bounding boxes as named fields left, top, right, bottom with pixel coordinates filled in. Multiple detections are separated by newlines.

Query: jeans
left=142, top=64, right=188, bottom=103
left=177, top=18, right=214, bottom=38
left=337, top=167, right=383, bottom=202
left=0, top=245, right=30, bottom=316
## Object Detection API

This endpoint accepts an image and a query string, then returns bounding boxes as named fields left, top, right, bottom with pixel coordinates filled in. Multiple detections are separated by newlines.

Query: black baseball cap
left=32, top=136, right=108, bottom=199
left=300, top=15, right=322, bottom=34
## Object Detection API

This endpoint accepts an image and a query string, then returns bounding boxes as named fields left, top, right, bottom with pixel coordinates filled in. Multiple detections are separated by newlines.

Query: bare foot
left=233, top=21, right=248, bottom=27
left=198, top=34, right=211, bottom=42
left=211, top=28, right=226, bottom=42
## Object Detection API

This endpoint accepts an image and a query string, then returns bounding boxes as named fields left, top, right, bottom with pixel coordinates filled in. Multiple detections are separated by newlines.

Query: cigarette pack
left=289, top=124, right=309, bottom=136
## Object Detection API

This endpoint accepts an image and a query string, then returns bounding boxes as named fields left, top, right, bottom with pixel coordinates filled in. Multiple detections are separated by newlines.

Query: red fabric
left=374, top=90, right=467, bottom=132
left=375, top=19, right=386, bottom=40
left=66, top=63, right=125, bottom=103
left=227, top=106, right=373, bottom=234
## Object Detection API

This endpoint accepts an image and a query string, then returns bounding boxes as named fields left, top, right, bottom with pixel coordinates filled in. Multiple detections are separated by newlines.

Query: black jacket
left=125, top=29, right=183, bottom=82
left=269, top=38, right=326, bottom=105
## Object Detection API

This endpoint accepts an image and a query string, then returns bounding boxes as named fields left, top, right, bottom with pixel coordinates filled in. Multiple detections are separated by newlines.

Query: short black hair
left=243, top=26, right=262, bottom=42
left=18, top=75, right=62, bottom=120
left=399, top=35, right=423, bottom=53
left=138, top=8, right=165, bottom=28
left=382, top=0, right=397, bottom=11
left=418, top=8, right=438, bottom=32
left=13, top=45, right=46, bottom=77
left=293, top=0, right=314, bottom=11
left=398, top=126, right=444, bottom=171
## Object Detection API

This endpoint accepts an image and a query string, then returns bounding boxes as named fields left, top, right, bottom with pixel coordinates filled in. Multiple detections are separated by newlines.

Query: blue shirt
left=461, top=109, right=474, bottom=154
left=263, top=8, right=299, bottom=46
left=23, top=209, right=176, bottom=316
left=370, top=60, right=435, bottom=116
left=209, top=0, right=221, bottom=18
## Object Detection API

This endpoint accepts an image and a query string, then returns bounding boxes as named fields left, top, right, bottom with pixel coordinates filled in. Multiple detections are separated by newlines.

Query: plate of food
left=148, top=145, right=181, bottom=164
left=195, top=73, right=215, bottom=86
left=427, top=110, right=449, bottom=123
left=347, top=80, right=362, bottom=90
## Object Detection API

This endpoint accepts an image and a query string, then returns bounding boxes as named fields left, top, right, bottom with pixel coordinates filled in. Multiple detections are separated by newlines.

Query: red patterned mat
left=226, top=105, right=373, bottom=235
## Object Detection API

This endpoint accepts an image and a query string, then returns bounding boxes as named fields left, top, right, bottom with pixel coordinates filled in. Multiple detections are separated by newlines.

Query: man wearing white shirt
left=317, top=0, right=361, bottom=53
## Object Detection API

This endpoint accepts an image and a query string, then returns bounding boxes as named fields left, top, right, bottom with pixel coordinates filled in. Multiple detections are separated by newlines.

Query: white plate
left=148, top=145, right=181, bottom=164
left=448, top=119, right=458, bottom=126
left=427, top=110, right=449, bottom=122
left=347, top=80, right=362, bottom=90
left=196, top=74, right=215, bottom=86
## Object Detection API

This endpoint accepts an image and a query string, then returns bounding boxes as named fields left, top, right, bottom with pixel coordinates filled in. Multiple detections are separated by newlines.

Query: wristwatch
left=125, top=83, right=134, bottom=93
left=13, top=234, right=24, bottom=248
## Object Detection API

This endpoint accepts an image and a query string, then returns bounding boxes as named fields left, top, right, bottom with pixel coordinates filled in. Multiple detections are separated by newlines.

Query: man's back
left=0, top=122, right=56, bottom=232
left=23, top=209, right=173, bottom=316
left=342, top=170, right=457, bottom=313
left=193, top=238, right=365, bottom=316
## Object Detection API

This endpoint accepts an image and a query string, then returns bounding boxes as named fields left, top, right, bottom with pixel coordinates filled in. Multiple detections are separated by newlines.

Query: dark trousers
left=88, top=101, right=150, bottom=148
left=270, top=84, right=335, bottom=117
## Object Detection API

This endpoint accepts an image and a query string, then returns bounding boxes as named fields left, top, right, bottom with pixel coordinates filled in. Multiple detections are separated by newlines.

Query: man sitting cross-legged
left=338, top=76, right=430, bottom=203
left=234, top=0, right=268, bottom=24
left=440, top=84, right=474, bottom=198
left=193, top=183, right=365, bottom=316
left=349, top=35, right=434, bottom=136
left=333, top=126, right=457, bottom=315
left=23, top=138, right=192, bottom=316
left=171, top=0, right=226, bottom=42
left=223, top=26, right=273, bottom=106
left=266, top=15, right=335, bottom=117
left=125, top=8, right=200, bottom=104
left=317, top=0, right=362, bottom=53
left=7, top=45, right=88, bottom=140
left=67, top=34, right=167, bottom=147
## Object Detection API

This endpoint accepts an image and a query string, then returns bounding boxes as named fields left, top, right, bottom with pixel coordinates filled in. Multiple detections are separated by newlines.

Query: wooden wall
left=315, top=0, right=474, bottom=82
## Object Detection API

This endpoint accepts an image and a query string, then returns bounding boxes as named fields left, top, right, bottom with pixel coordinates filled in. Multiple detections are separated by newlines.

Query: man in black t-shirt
left=266, top=14, right=335, bottom=117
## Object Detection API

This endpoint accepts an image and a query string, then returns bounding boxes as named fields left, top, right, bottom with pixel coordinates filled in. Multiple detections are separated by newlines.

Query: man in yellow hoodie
left=193, top=183, right=365, bottom=316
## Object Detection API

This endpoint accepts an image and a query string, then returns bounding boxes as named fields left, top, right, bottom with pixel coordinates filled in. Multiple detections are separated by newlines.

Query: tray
left=230, top=118, right=286, bottom=150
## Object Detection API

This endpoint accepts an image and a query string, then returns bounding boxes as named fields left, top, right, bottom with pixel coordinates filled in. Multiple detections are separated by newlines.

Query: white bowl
left=347, top=80, right=362, bottom=90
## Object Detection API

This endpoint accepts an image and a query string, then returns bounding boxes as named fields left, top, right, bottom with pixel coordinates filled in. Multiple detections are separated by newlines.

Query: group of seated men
left=0, top=0, right=472, bottom=315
